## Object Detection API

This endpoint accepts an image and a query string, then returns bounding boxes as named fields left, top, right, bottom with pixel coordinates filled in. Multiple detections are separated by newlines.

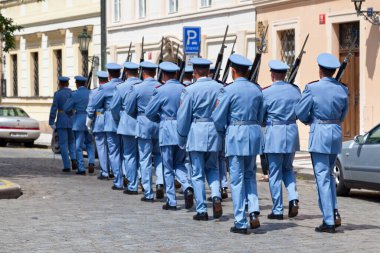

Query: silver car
left=0, top=106, right=40, bottom=147
left=335, top=124, right=380, bottom=196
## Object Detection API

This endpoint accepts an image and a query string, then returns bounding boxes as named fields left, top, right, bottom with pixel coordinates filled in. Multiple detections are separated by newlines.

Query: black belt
left=193, top=118, right=213, bottom=123
left=230, top=120, right=259, bottom=126
left=314, top=119, right=341, bottom=124
left=74, top=111, right=87, bottom=114
left=266, top=120, right=296, bottom=126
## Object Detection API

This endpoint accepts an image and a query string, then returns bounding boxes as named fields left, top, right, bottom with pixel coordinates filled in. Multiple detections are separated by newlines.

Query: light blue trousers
left=189, top=151, right=221, bottom=214
left=106, top=132, right=122, bottom=188
left=122, top=135, right=139, bottom=191
left=57, top=128, right=76, bottom=169
left=94, top=132, right=109, bottom=177
left=311, top=152, right=338, bottom=226
left=267, top=153, right=298, bottom=215
left=138, top=138, right=155, bottom=199
left=219, top=151, right=228, bottom=188
left=153, top=139, right=163, bottom=186
left=229, top=155, right=259, bottom=229
left=84, top=131, right=95, bottom=165
left=74, top=130, right=95, bottom=172
left=161, top=145, right=192, bottom=206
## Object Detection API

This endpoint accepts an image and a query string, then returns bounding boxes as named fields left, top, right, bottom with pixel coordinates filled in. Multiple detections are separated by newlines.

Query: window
left=139, top=0, right=146, bottom=18
left=31, top=52, right=39, bottom=96
left=339, top=22, right=359, bottom=51
left=53, top=50, right=62, bottom=92
left=113, top=0, right=121, bottom=22
left=279, top=29, right=295, bottom=68
left=1, top=55, right=6, bottom=97
left=0, top=107, right=29, bottom=117
left=11, top=54, right=18, bottom=97
left=169, top=0, right=178, bottom=13
left=201, top=0, right=211, bottom=7
left=365, top=125, right=380, bottom=144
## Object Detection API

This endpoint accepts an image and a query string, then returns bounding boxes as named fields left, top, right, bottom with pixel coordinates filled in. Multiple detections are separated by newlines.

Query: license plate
left=10, top=132, right=28, bottom=137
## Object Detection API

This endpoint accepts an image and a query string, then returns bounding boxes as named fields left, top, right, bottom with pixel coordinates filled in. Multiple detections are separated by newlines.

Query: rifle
left=286, top=34, right=309, bottom=84
left=122, top=42, right=133, bottom=81
left=213, top=25, right=229, bottom=81
left=157, top=37, right=165, bottom=83
left=127, top=41, right=133, bottom=61
left=86, top=56, right=96, bottom=89
left=249, top=26, right=269, bottom=83
left=175, top=44, right=181, bottom=66
left=179, top=54, right=187, bottom=83
left=335, top=34, right=358, bottom=82
left=138, top=37, right=145, bottom=79
left=221, top=35, right=237, bottom=84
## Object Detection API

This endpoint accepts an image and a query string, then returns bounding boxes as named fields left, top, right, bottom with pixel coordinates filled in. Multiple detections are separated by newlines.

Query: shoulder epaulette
left=262, top=85, right=271, bottom=90
left=155, top=83, right=164, bottom=89
left=307, top=80, right=318, bottom=85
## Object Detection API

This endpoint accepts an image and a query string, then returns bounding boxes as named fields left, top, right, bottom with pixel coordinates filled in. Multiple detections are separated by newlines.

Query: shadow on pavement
left=346, top=190, right=380, bottom=204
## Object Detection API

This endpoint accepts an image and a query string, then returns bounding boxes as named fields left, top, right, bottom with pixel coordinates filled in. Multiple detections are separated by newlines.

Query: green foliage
left=0, top=13, right=22, bottom=52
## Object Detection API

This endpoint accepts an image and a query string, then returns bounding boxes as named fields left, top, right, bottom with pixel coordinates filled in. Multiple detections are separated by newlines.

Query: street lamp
left=78, top=27, right=91, bottom=76
left=352, top=0, right=380, bottom=25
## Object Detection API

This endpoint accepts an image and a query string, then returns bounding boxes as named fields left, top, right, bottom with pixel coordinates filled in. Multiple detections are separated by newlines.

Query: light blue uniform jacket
left=295, top=77, right=349, bottom=154
left=145, top=79, right=184, bottom=146
left=63, top=86, right=90, bottom=131
left=49, top=87, right=73, bottom=128
left=177, top=77, right=223, bottom=152
left=124, top=77, right=159, bottom=139
left=87, top=87, right=105, bottom=133
left=110, top=77, right=142, bottom=136
left=212, top=77, right=264, bottom=156
left=91, top=78, right=124, bottom=132
left=263, top=81, right=301, bottom=153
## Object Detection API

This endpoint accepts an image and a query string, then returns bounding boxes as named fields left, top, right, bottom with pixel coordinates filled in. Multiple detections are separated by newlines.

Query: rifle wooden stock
left=221, top=35, right=237, bottom=84
left=287, top=34, right=309, bottom=84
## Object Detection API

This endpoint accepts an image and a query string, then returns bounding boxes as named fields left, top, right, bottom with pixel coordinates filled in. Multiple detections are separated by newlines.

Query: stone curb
left=0, top=179, right=23, bottom=199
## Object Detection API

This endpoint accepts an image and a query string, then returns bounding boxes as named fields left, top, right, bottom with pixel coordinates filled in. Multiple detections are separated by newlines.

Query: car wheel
left=24, top=141, right=34, bottom=148
left=334, top=159, right=351, bottom=196
left=0, top=139, right=7, bottom=147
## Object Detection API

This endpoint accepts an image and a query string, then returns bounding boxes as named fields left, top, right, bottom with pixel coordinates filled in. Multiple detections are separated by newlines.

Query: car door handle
left=345, top=153, right=350, bottom=156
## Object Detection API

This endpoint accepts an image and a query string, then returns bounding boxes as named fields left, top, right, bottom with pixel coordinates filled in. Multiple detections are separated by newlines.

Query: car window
left=0, top=107, right=29, bottom=117
left=365, top=125, right=380, bottom=144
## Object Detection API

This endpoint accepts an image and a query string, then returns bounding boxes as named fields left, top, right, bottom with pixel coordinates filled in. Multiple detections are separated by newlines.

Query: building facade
left=107, top=0, right=258, bottom=77
left=255, top=0, right=380, bottom=149
left=0, top=0, right=101, bottom=132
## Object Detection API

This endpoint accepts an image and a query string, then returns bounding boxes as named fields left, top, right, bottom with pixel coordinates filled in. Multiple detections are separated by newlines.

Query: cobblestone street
left=1, top=146, right=380, bottom=253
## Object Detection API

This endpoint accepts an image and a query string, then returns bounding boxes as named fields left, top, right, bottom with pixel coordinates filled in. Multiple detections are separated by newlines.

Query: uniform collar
left=272, top=80, right=286, bottom=85
left=165, top=79, right=179, bottom=84
left=196, top=77, right=211, bottom=82
left=234, top=77, right=248, bottom=82
left=143, top=77, right=155, bottom=81
left=78, top=86, right=86, bottom=90
left=127, top=77, right=139, bottom=81
left=321, top=77, right=336, bottom=82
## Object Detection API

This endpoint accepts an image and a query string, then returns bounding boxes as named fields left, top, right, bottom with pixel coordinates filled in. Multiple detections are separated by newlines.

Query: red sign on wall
left=319, top=14, right=326, bottom=25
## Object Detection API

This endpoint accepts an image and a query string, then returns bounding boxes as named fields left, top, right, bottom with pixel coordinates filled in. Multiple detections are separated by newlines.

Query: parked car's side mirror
left=354, top=135, right=365, bottom=145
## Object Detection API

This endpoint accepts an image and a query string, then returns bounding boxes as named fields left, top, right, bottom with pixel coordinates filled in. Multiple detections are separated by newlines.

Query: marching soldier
left=296, top=53, right=348, bottom=233
left=182, top=66, right=193, bottom=87
left=124, top=61, right=163, bottom=202
left=110, top=62, right=142, bottom=194
left=64, top=76, right=95, bottom=175
left=145, top=61, right=194, bottom=210
left=49, top=76, right=77, bottom=172
left=263, top=60, right=301, bottom=220
left=177, top=57, right=223, bottom=221
left=89, top=63, right=124, bottom=190
left=212, top=54, right=263, bottom=234
left=87, top=71, right=110, bottom=180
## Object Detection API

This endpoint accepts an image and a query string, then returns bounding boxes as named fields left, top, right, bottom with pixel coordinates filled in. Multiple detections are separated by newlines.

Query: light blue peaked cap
left=58, top=76, right=70, bottom=82
left=268, top=60, right=289, bottom=72
left=317, top=53, right=341, bottom=69
left=74, top=75, right=87, bottom=82
left=159, top=61, right=180, bottom=72
left=184, top=66, right=193, bottom=73
left=123, top=62, right=139, bottom=70
left=106, top=63, right=122, bottom=70
left=96, top=71, right=108, bottom=78
left=190, top=57, right=212, bottom=66
left=230, top=54, right=252, bottom=67
left=140, top=61, right=158, bottom=69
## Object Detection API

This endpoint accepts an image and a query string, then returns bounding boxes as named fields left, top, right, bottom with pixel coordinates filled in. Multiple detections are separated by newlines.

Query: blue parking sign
left=183, top=26, right=201, bottom=54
